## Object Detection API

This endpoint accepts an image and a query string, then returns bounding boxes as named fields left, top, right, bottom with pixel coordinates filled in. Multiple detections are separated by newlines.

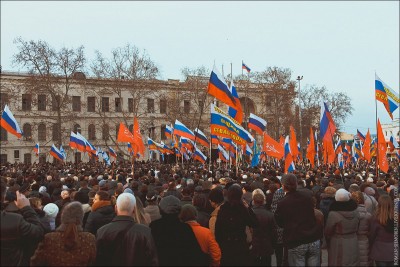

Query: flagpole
left=375, top=73, right=379, bottom=178
left=209, top=135, right=212, bottom=173
left=235, top=143, right=238, bottom=177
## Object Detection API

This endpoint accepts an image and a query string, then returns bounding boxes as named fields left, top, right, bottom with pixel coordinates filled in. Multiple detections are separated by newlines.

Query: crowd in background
left=1, top=159, right=398, bottom=266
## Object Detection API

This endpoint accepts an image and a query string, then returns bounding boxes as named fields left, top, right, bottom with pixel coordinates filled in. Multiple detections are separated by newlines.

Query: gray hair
left=116, top=193, right=136, bottom=214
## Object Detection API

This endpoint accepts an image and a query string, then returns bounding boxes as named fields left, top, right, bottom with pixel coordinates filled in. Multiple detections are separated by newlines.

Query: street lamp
left=297, top=75, right=303, bottom=153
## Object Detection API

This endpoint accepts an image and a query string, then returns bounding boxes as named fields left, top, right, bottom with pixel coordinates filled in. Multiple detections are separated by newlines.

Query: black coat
left=150, top=214, right=208, bottom=266
left=84, top=205, right=116, bottom=235
left=251, top=205, right=276, bottom=257
left=96, top=216, right=158, bottom=266
left=274, top=190, right=322, bottom=249
left=1, top=206, right=45, bottom=266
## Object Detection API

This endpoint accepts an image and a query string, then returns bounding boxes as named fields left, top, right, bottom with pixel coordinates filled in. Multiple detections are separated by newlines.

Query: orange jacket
left=187, top=221, right=221, bottom=267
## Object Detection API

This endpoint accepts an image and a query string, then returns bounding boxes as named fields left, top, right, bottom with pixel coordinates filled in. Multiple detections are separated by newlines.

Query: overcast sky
left=1, top=1, right=399, bottom=135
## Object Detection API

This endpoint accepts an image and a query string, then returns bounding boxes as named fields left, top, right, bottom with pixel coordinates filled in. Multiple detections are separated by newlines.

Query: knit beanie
left=335, top=188, right=350, bottom=202
left=61, top=201, right=84, bottom=225
left=159, top=195, right=181, bottom=214
left=43, top=203, right=59, bottom=218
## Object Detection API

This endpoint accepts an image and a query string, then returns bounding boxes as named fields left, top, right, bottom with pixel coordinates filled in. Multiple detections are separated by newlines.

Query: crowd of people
left=0, top=159, right=398, bottom=266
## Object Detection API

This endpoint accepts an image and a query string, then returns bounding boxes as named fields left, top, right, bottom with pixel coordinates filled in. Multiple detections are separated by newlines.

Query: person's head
left=179, top=204, right=198, bottom=222
left=351, top=191, right=364, bottom=205
left=59, top=201, right=84, bottom=250
left=94, top=190, right=110, bottom=203
left=192, top=193, right=207, bottom=209
left=29, top=197, right=42, bottom=209
left=375, top=194, right=393, bottom=226
left=159, top=195, right=181, bottom=216
left=208, top=188, right=224, bottom=208
left=61, top=189, right=70, bottom=199
left=116, top=192, right=136, bottom=216
left=74, top=190, right=89, bottom=204
left=335, top=188, right=351, bottom=202
left=227, top=184, right=243, bottom=205
left=252, top=193, right=265, bottom=206
left=281, top=174, right=297, bottom=193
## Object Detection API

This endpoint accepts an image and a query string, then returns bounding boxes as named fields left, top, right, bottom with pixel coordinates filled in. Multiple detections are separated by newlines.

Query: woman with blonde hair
left=133, top=195, right=151, bottom=226
left=369, top=194, right=394, bottom=266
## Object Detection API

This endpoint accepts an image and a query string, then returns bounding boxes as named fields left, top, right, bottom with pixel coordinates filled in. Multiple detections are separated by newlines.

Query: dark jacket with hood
left=84, top=201, right=116, bottom=235
left=369, top=217, right=394, bottom=262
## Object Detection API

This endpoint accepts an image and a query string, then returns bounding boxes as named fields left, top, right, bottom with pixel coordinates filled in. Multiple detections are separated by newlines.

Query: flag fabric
left=180, top=137, right=194, bottom=151
left=207, top=65, right=236, bottom=107
left=69, top=132, right=86, bottom=152
left=377, top=119, right=389, bottom=173
left=396, top=149, right=400, bottom=160
left=289, top=126, right=299, bottom=159
left=109, top=147, right=117, bottom=158
left=101, top=150, right=111, bottom=166
left=251, top=139, right=260, bottom=167
left=248, top=113, right=267, bottom=135
left=388, top=135, right=399, bottom=152
left=0, top=105, right=23, bottom=138
left=245, top=143, right=253, bottom=156
left=338, top=152, right=344, bottom=169
left=306, top=128, right=316, bottom=168
left=165, top=124, right=173, bottom=139
left=284, top=136, right=295, bottom=173
left=148, top=138, right=160, bottom=151
left=50, top=144, right=64, bottom=161
left=227, top=79, right=243, bottom=124
left=375, top=74, right=399, bottom=120
left=59, top=145, right=66, bottom=159
left=76, top=132, right=96, bottom=155
left=211, top=135, right=219, bottom=145
left=33, top=143, right=39, bottom=156
left=262, top=132, right=284, bottom=159
left=323, top=141, right=336, bottom=164
left=194, top=128, right=210, bottom=148
left=242, top=62, right=251, bottom=73
left=357, top=129, right=366, bottom=143
left=320, top=102, right=336, bottom=142
left=117, top=122, right=135, bottom=144
left=218, top=144, right=229, bottom=162
left=132, top=117, right=145, bottom=156
left=334, top=138, right=342, bottom=154
left=362, top=129, right=371, bottom=163
left=174, top=119, right=195, bottom=141
left=127, top=143, right=134, bottom=156
left=193, top=146, right=207, bottom=164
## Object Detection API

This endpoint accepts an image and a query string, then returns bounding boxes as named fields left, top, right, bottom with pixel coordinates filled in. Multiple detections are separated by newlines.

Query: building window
left=115, top=98, right=122, bottom=112
left=14, top=150, right=20, bottom=159
left=72, top=96, right=81, bottom=112
left=39, top=154, right=46, bottom=164
left=52, top=95, right=60, bottom=111
left=73, top=124, right=81, bottom=134
left=88, top=124, right=96, bottom=140
left=37, top=94, right=47, bottom=111
left=0, top=93, right=8, bottom=109
left=0, top=127, right=8, bottom=141
left=160, top=99, right=167, bottom=114
left=102, top=124, right=109, bottom=141
left=74, top=152, right=81, bottom=163
left=87, top=97, right=95, bottom=112
left=147, top=98, right=154, bottom=113
left=128, top=98, right=134, bottom=113
left=52, top=123, right=60, bottom=141
left=184, top=100, right=190, bottom=113
left=161, top=125, right=166, bottom=140
left=23, top=123, right=32, bottom=141
left=24, top=153, right=31, bottom=165
left=22, top=94, right=32, bottom=111
left=38, top=123, right=46, bottom=141
left=102, top=97, right=109, bottom=112
left=148, top=127, right=155, bottom=140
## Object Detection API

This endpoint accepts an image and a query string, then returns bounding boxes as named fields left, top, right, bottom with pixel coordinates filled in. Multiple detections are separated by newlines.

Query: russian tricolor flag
left=180, top=137, right=194, bottom=150
left=320, top=102, right=336, bottom=142
left=69, top=132, right=86, bottom=152
left=246, top=143, right=253, bottom=156
left=228, top=80, right=243, bottom=124
left=211, top=135, right=219, bottom=145
left=0, top=105, right=23, bottom=138
left=207, top=65, right=236, bottom=107
left=109, top=147, right=117, bottom=158
left=148, top=137, right=159, bottom=151
left=357, top=129, right=366, bottom=143
left=193, top=146, right=207, bottom=164
left=165, top=124, right=173, bottom=139
left=194, top=128, right=210, bottom=148
left=33, top=143, right=39, bottom=156
left=218, top=144, right=229, bottom=162
left=242, top=62, right=251, bottom=73
left=284, top=136, right=295, bottom=173
left=50, top=144, right=64, bottom=161
left=248, top=113, right=267, bottom=135
left=174, top=119, right=195, bottom=141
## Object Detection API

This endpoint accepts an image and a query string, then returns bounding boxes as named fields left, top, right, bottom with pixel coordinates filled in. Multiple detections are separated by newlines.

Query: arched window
left=88, top=124, right=96, bottom=140
left=73, top=124, right=81, bottom=134
left=38, top=123, right=46, bottom=141
left=102, top=124, right=109, bottom=141
left=52, top=123, right=60, bottom=141
left=23, top=123, right=32, bottom=141
left=0, top=127, right=8, bottom=141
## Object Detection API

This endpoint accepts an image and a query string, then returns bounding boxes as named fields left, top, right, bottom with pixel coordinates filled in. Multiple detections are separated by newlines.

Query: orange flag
left=117, top=122, right=135, bottom=144
left=289, top=126, right=299, bottom=158
left=133, top=117, right=145, bottom=156
left=362, top=129, right=371, bottom=163
left=323, top=141, right=335, bottom=164
left=306, top=127, right=316, bottom=168
left=263, top=132, right=284, bottom=159
left=279, top=136, right=285, bottom=148
left=377, top=119, right=389, bottom=173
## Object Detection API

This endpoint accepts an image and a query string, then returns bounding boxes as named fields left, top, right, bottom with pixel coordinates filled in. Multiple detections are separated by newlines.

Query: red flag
left=377, top=119, right=389, bottom=173
left=133, top=117, right=145, bottom=156
left=279, top=136, right=285, bottom=148
left=362, top=129, right=371, bottom=163
left=289, top=126, right=299, bottom=159
left=263, top=132, right=284, bottom=159
left=306, top=128, right=316, bottom=168
left=323, top=141, right=335, bottom=164
left=117, top=123, right=135, bottom=143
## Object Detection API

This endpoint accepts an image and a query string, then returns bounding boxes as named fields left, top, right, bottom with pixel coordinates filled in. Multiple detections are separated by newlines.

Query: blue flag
left=251, top=139, right=260, bottom=167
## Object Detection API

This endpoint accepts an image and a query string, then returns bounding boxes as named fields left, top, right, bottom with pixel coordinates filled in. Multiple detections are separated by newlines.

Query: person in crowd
left=43, top=203, right=59, bottom=231
left=325, top=188, right=360, bottom=266
left=84, top=190, right=115, bottom=235
left=133, top=195, right=151, bottom=225
left=179, top=204, right=222, bottom=267
left=369, top=194, right=394, bottom=267
left=54, top=189, right=72, bottom=227
left=274, top=174, right=322, bottom=267
left=29, top=197, right=51, bottom=233
left=150, top=195, right=208, bottom=266
left=144, top=190, right=161, bottom=223
left=95, top=193, right=158, bottom=266
left=250, top=191, right=276, bottom=266
left=192, top=193, right=210, bottom=228
left=30, top=201, right=96, bottom=266
left=351, top=190, right=372, bottom=266
left=270, top=177, right=286, bottom=267
left=208, top=187, right=225, bottom=237
left=163, top=180, right=182, bottom=199
left=74, top=190, right=91, bottom=228
left=319, top=186, right=337, bottom=223
left=215, top=184, right=258, bottom=266
left=1, top=178, right=45, bottom=266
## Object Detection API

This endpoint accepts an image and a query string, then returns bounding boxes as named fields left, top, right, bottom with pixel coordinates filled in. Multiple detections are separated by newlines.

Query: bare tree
left=12, top=37, right=86, bottom=146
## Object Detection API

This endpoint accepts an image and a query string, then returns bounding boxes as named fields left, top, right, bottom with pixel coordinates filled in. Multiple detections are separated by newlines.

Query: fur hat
left=335, top=188, right=351, bottom=202
left=61, top=201, right=84, bottom=225
left=43, top=203, right=59, bottom=218
left=159, top=195, right=181, bottom=214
